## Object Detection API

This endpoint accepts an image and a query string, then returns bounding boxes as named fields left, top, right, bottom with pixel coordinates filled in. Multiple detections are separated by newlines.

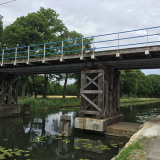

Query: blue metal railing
left=1, top=26, right=160, bottom=65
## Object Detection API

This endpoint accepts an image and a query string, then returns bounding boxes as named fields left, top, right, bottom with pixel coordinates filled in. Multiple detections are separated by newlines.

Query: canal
left=0, top=102, right=160, bottom=160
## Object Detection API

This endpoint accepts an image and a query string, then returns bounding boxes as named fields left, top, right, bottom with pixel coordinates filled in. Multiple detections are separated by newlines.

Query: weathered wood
left=81, top=93, right=102, bottom=112
left=81, top=71, right=86, bottom=110
left=80, top=65, right=121, bottom=119
left=83, top=73, right=102, bottom=90
left=84, top=69, right=103, bottom=74
left=80, top=110, right=99, bottom=115
left=0, top=74, right=19, bottom=106
left=81, top=90, right=103, bottom=94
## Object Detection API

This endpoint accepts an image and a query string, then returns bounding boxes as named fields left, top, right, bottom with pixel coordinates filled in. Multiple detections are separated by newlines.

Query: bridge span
left=0, top=45, right=160, bottom=74
left=0, top=26, right=160, bottom=131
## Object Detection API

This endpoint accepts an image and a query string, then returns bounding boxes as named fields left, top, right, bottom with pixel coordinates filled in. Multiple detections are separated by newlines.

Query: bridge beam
left=75, top=65, right=122, bottom=132
left=0, top=73, right=20, bottom=117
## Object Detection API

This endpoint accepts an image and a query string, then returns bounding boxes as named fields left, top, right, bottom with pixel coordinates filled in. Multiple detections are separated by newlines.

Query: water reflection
left=0, top=102, right=159, bottom=160
left=121, top=102, right=160, bottom=123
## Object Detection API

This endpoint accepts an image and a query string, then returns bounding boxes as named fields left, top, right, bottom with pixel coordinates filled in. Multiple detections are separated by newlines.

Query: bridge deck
left=0, top=45, right=160, bottom=74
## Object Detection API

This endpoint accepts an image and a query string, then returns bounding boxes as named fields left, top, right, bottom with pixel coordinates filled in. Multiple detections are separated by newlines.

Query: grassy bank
left=18, top=97, right=80, bottom=113
left=18, top=97, right=160, bottom=113
left=115, top=137, right=152, bottom=160
left=120, top=98, right=160, bottom=106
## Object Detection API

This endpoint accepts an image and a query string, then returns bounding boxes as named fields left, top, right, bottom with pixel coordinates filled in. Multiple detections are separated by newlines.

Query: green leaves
left=0, top=145, right=31, bottom=159
left=2, top=7, right=67, bottom=48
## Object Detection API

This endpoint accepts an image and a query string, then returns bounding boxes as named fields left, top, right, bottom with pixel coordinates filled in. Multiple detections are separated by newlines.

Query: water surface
left=0, top=102, right=160, bottom=160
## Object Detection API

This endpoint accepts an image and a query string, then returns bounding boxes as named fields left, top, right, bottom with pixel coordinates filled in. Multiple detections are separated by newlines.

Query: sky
left=0, top=0, right=160, bottom=78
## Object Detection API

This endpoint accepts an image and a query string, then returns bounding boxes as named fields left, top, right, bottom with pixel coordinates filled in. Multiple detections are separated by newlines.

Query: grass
left=115, top=137, right=149, bottom=160
left=18, top=96, right=160, bottom=114
left=120, top=98, right=160, bottom=106
left=18, top=97, right=80, bottom=113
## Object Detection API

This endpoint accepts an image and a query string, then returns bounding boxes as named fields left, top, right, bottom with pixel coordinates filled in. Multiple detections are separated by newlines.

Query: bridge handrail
left=1, top=25, right=160, bottom=51
left=1, top=26, right=160, bottom=62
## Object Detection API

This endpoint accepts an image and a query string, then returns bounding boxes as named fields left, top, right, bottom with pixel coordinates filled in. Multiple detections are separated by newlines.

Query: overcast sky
left=0, top=0, right=160, bottom=76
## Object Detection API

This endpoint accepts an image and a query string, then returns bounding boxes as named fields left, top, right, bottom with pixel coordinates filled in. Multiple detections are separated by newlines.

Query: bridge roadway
left=0, top=45, right=160, bottom=74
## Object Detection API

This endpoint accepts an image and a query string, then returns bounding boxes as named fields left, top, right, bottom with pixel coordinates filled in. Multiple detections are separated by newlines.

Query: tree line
left=0, top=8, right=160, bottom=99
left=18, top=70, right=160, bottom=98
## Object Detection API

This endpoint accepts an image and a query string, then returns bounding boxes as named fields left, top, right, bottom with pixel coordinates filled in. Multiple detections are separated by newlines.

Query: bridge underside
left=0, top=45, right=160, bottom=74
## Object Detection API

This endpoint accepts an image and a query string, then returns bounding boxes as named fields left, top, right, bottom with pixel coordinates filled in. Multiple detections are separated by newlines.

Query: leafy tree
left=0, top=15, right=3, bottom=48
left=147, top=74, right=160, bottom=97
left=3, top=7, right=67, bottom=47
left=121, top=70, right=142, bottom=97
left=2, top=8, right=69, bottom=98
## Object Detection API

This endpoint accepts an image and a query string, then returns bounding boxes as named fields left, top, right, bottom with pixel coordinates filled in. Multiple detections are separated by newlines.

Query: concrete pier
left=75, top=115, right=123, bottom=132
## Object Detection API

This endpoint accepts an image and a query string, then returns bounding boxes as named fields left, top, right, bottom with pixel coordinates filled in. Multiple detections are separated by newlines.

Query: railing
left=1, top=26, right=160, bottom=66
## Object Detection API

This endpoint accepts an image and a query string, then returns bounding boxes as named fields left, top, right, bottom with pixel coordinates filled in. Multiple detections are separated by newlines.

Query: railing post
left=27, top=46, right=30, bottom=64
left=145, top=29, right=150, bottom=57
left=60, top=41, right=64, bottom=62
left=14, top=48, right=17, bottom=65
left=42, top=44, right=46, bottom=63
left=1, top=49, right=4, bottom=66
left=147, top=29, right=149, bottom=49
left=118, top=33, right=120, bottom=51
left=80, top=38, right=84, bottom=60
left=91, top=37, right=95, bottom=59
left=116, top=33, right=121, bottom=59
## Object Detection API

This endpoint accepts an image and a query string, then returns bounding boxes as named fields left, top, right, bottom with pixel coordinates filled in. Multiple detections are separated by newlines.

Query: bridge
left=0, top=26, right=160, bottom=130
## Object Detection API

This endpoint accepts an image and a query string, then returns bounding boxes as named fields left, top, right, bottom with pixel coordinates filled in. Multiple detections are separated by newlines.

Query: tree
left=63, top=73, right=68, bottom=99
left=3, top=7, right=67, bottom=47
left=0, top=15, right=3, bottom=48
left=2, top=8, right=69, bottom=98
left=43, top=74, right=49, bottom=99
left=21, top=75, right=29, bottom=99
left=73, top=73, right=81, bottom=98
left=147, top=74, right=160, bottom=97
left=120, top=70, right=140, bottom=97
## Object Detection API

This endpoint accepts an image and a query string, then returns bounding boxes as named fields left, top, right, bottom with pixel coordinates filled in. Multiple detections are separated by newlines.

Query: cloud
left=1, top=0, right=160, bottom=35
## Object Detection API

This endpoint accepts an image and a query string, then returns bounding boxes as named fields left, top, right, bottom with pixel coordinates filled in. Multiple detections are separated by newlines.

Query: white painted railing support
left=145, top=29, right=151, bottom=58
left=60, top=41, right=64, bottom=62
left=42, top=44, right=46, bottom=63
left=91, top=37, right=95, bottom=59
left=80, top=38, right=84, bottom=60
left=14, top=48, right=17, bottom=65
left=26, top=46, right=30, bottom=64
left=1, top=49, right=4, bottom=66
left=147, top=29, right=149, bottom=50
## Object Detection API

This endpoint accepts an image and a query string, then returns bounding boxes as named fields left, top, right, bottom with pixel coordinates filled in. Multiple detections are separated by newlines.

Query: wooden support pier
left=80, top=65, right=121, bottom=119
left=75, top=65, right=123, bottom=132
left=0, top=74, right=20, bottom=117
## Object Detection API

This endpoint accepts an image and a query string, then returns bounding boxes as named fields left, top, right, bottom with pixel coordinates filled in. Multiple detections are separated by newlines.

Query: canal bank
left=112, top=115, right=160, bottom=160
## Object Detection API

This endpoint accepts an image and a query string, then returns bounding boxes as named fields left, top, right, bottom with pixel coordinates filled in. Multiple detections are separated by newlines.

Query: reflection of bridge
left=1, top=26, right=160, bottom=129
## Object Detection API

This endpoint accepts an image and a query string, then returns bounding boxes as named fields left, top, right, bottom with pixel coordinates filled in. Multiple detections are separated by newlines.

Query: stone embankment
left=112, top=115, right=160, bottom=160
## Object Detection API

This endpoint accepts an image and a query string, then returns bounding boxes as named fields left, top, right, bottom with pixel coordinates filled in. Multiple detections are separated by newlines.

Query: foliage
left=120, top=70, right=160, bottom=98
left=0, top=15, right=3, bottom=48
left=115, top=138, right=149, bottom=160
left=3, top=7, right=67, bottom=47
left=18, top=97, right=80, bottom=113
